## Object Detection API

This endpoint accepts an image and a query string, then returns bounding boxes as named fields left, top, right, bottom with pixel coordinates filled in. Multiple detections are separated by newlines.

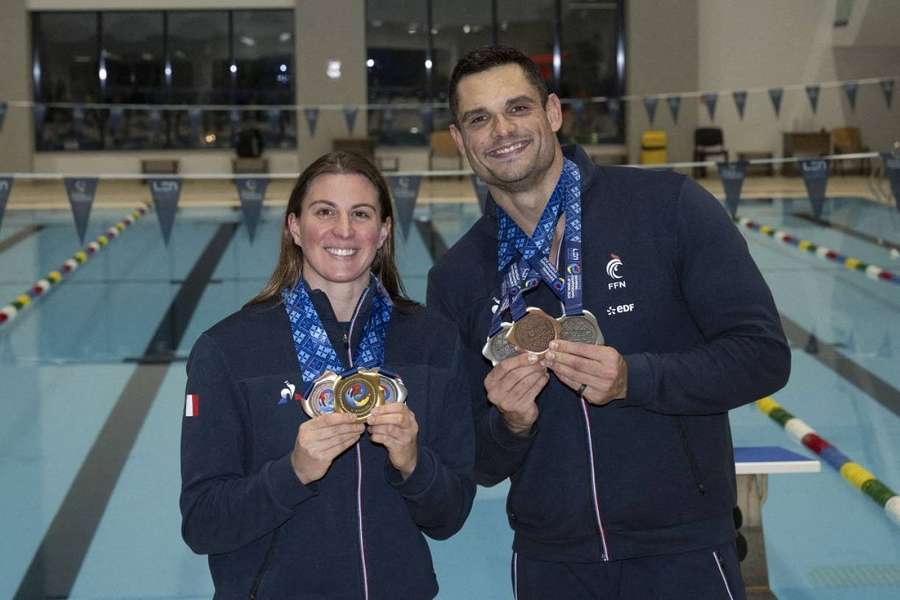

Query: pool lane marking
left=792, top=212, right=900, bottom=255
left=13, top=223, right=238, bottom=599
left=0, top=224, right=44, bottom=254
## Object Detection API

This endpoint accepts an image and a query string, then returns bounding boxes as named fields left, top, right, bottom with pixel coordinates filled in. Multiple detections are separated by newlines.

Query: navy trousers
left=511, top=541, right=745, bottom=600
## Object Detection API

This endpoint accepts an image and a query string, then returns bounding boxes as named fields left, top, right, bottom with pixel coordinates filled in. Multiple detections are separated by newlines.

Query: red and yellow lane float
left=0, top=203, right=150, bottom=326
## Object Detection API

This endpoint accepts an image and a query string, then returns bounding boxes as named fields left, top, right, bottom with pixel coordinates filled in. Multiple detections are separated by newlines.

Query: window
left=31, top=9, right=296, bottom=151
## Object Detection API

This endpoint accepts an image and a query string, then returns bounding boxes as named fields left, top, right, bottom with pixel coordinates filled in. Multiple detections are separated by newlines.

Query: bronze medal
left=333, top=368, right=384, bottom=420
left=506, top=307, right=559, bottom=355
left=304, top=370, right=339, bottom=418
left=557, top=310, right=604, bottom=345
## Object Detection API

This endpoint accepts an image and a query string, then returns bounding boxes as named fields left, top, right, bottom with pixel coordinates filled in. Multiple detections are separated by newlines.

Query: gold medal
left=506, top=306, right=560, bottom=356
left=333, top=368, right=384, bottom=420
left=304, top=370, right=339, bottom=418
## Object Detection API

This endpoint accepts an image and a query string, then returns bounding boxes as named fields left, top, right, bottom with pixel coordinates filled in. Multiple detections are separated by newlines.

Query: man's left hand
left=541, top=339, right=628, bottom=406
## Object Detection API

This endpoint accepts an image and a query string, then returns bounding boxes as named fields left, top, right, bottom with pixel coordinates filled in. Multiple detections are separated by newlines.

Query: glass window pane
left=169, top=11, right=231, bottom=148
left=497, top=0, right=556, bottom=86
left=34, top=12, right=100, bottom=150
left=366, top=0, right=428, bottom=145
left=560, top=0, right=623, bottom=143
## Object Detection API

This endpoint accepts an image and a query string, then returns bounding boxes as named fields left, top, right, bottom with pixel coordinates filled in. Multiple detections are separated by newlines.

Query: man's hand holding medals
left=482, top=159, right=628, bottom=434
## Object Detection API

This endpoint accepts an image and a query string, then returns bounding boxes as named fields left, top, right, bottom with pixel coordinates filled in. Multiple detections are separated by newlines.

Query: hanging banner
left=188, top=108, right=202, bottom=142
left=717, top=161, right=748, bottom=218
left=843, top=82, right=858, bottom=111
left=701, top=93, right=718, bottom=121
left=768, top=88, right=783, bottom=117
left=149, top=178, right=182, bottom=245
left=883, top=153, right=900, bottom=212
left=471, top=175, right=490, bottom=215
left=799, top=159, right=829, bottom=218
left=388, top=175, right=421, bottom=240
left=108, top=107, right=124, bottom=139
left=732, top=90, right=748, bottom=120
left=881, top=79, right=894, bottom=109
left=666, top=96, right=681, bottom=124
left=234, top=177, right=269, bottom=242
left=63, top=177, right=99, bottom=244
left=805, top=85, right=820, bottom=114
left=643, top=96, right=658, bottom=125
left=343, top=107, right=358, bottom=135
left=0, top=177, right=12, bottom=234
left=304, top=108, right=319, bottom=137
left=0, top=102, right=7, bottom=134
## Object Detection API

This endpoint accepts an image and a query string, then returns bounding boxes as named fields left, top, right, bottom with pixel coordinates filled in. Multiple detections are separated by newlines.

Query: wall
left=625, top=0, right=699, bottom=164
left=697, top=0, right=900, bottom=159
left=0, top=0, right=34, bottom=173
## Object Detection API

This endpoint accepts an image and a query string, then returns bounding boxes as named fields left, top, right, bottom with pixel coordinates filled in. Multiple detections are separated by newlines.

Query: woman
left=180, top=151, right=475, bottom=599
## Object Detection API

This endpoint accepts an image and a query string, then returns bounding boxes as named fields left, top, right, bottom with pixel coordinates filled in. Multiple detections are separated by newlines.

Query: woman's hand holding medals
left=367, top=404, right=419, bottom=479
left=292, top=413, right=366, bottom=484
left=540, top=339, right=628, bottom=406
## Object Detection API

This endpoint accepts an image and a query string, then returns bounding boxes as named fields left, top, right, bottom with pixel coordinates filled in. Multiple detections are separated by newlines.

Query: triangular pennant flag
left=0, top=102, right=7, bottom=134
left=0, top=177, right=12, bottom=234
left=799, top=158, right=829, bottom=218
left=732, top=90, right=748, bottom=120
left=63, top=177, right=99, bottom=244
left=768, top=88, right=783, bottom=117
left=805, top=85, right=820, bottom=113
left=304, top=108, right=319, bottom=137
left=471, top=175, right=490, bottom=215
left=343, top=107, right=358, bottom=135
left=108, top=107, right=124, bottom=138
left=388, top=175, right=421, bottom=240
left=843, top=82, right=858, bottom=111
left=188, top=109, right=202, bottom=142
left=881, top=79, right=894, bottom=108
left=883, top=152, right=900, bottom=211
left=149, top=178, right=182, bottom=245
left=716, top=161, right=748, bottom=218
left=666, top=96, right=681, bottom=124
left=877, top=333, right=892, bottom=358
left=701, top=93, right=718, bottom=121
left=233, top=177, right=269, bottom=243
left=72, top=105, right=85, bottom=140
left=643, top=96, right=658, bottom=125
left=33, top=103, right=46, bottom=133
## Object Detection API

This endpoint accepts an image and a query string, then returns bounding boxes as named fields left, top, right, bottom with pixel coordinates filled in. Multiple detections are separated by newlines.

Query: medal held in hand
left=557, top=309, right=603, bottom=345
left=482, top=322, right=520, bottom=366
left=303, top=367, right=407, bottom=420
left=506, top=306, right=559, bottom=355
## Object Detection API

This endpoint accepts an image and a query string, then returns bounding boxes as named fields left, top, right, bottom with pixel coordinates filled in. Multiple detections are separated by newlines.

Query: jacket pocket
left=677, top=417, right=706, bottom=495
left=248, top=528, right=280, bottom=600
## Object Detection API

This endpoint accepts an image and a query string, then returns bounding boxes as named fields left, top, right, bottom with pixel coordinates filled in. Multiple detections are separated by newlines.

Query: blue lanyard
left=489, top=159, right=583, bottom=336
left=282, top=274, right=393, bottom=386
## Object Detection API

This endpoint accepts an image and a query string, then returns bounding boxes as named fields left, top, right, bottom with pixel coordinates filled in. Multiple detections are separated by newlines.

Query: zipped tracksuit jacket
left=180, top=290, right=475, bottom=599
left=426, top=144, right=790, bottom=563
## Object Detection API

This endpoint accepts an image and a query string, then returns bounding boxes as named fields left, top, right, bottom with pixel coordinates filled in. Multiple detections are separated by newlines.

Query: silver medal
left=557, top=310, right=604, bottom=345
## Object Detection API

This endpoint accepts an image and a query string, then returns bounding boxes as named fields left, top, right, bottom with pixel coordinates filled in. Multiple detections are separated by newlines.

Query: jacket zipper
left=347, top=288, right=370, bottom=600
left=579, top=398, right=610, bottom=560
left=248, top=528, right=280, bottom=599
left=677, top=417, right=706, bottom=494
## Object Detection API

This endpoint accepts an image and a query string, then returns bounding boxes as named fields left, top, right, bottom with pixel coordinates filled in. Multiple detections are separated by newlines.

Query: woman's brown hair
left=250, top=150, right=417, bottom=311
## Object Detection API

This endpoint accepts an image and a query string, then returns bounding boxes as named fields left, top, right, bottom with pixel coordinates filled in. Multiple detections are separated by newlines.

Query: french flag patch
left=185, top=394, right=200, bottom=417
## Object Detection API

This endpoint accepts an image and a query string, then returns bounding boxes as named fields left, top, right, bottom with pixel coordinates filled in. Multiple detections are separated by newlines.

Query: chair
left=429, top=131, right=463, bottom=171
left=640, top=130, right=668, bottom=165
left=693, top=127, right=729, bottom=178
left=831, top=127, right=870, bottom=175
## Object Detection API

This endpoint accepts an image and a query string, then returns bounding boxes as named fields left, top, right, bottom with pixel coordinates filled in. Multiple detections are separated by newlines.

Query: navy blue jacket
left=427, top=145, right=790, bottom=562
left=180, top=288, right=475, bottom=599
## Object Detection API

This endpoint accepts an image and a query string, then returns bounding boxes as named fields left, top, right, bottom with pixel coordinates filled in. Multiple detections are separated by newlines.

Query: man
left=426, top=46, right=790, bottom=599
